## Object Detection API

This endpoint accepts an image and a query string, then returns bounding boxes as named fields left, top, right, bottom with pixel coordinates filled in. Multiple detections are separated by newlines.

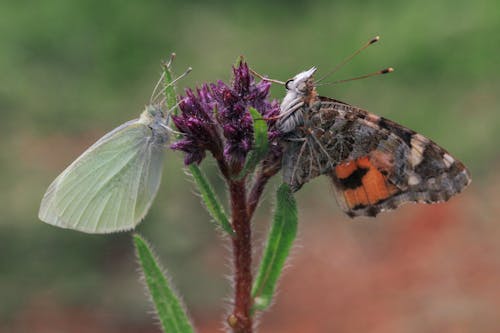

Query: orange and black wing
left=282, top=97, right=471, bottom=217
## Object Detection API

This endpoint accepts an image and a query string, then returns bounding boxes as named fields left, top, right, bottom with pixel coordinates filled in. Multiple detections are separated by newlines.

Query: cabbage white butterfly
left=39, top=62, right=190, bottom=233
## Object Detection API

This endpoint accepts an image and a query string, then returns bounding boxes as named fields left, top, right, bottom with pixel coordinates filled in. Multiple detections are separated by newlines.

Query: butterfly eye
left=285, top=79, right=293, bottom=90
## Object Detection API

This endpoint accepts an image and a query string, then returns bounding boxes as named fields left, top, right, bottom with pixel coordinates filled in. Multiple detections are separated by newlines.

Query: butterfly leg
left=310, top=132, right=336, bottom=170
left=307, top=138, right=321, bottom=178
left=289, top=138, right=308, bottom=186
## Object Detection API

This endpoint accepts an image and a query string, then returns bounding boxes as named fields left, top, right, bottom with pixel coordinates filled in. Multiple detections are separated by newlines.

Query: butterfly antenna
left=165, top=52, right=176, bottom=69
left=317, top=67, right=394, bottom=86
left=150, top=71, right=166, bottom=103
left=169, top=66, right=192, bottom=87
left=150, top=53, right=176, bottom=104
left=249, top=67, right=286, bottom=85
left=165, top=99, right=183, bottom=118
left=316, top=36, right=380, bottom=83
left=151, top=66, right=192, bottom=104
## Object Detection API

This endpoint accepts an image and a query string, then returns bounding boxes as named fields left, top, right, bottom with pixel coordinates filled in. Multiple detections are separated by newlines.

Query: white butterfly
left=39, top=64, right=190, bottom=233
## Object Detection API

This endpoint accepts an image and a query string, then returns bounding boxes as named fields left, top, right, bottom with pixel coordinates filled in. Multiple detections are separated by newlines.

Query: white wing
left=39, top=120, right=166, bottom=233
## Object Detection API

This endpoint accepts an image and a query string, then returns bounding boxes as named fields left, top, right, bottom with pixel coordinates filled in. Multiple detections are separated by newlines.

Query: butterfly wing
left=39, top=120, right=166, bottom=233
left=282, top=97, right=471, bottom=217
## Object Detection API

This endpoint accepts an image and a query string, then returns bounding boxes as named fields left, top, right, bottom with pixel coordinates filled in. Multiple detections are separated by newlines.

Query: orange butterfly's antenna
left=316, top=36, right=380, bottom=83
left=249, top=68, right=286, bottom=85
left=317, top=67, right=394, bottom=86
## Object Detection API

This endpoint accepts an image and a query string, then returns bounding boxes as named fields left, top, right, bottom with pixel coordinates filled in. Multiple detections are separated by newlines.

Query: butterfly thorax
left=303, top=79, right=318, bottom=105
left=139, top=105, right=170, bottom=145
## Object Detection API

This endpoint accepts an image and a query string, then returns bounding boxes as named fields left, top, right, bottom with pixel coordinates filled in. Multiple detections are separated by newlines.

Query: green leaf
left=235, top=107, right=269, bottom=179
left=251, top=183, right=298, bottom=312
left=162, top=55, right=179, bottom=115
left=134, top=234, right=195, bottom=333
left=189, top=164, right=234, bottom=236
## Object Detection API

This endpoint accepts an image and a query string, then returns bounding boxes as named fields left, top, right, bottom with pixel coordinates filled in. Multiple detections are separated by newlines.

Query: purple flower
left=170, top=85, right=223, bottom=165
left=171, top=61, right=282, bottom=174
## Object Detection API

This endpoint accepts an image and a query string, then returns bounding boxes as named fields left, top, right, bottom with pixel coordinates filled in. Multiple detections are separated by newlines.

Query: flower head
left=171, top=61, right=282, bottom=174
left=170, top=85, right=222, bottom=165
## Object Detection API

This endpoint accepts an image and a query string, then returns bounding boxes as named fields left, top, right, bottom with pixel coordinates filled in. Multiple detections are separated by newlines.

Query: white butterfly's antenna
left=169, top=67, right=192, bottom=87
left=165, top=100, right=182, bottom=118
left=317, top=67, right=394, bottom=86
left=249, top=68, right=286, bottom=85
left=316, top=36, right=380, bottom=83
left=165, top=52, right=176, bottom=69
left=151, top=66, right=192, bottom=104
left=150, top=71, right=166, bottom=103
left=150, top=53, right=176, bottom=104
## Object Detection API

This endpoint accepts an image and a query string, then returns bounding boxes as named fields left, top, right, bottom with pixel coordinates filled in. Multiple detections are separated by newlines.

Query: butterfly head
left=284, top=67, right=317, bottom=96
left=278, top=67, right=317, bottom=133
left=141, top=104, right=166, bottom=122
left=139, top=104, right=170, bottom=143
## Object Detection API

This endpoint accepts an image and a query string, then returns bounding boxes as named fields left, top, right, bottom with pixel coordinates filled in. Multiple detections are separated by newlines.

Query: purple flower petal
left=170, top=60, right=283, bottom=171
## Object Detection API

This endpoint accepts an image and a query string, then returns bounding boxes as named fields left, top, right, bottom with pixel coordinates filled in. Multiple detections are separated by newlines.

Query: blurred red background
left=6, top=172, right=499, bottom=333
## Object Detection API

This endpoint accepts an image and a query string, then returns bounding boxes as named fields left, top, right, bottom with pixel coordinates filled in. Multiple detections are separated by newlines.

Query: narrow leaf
left=251, top=183, right=298, bottom=312
left=162, top=55, right=179, bottom=115
left=134, top=234, right=195, bottom=333
left=189, top=164, right=234, bottom=236
left=236, top=107, right=269, bottom=179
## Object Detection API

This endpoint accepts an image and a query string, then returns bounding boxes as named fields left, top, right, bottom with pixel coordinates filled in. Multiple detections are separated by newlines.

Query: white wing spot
left=409, top=134, right=428, bottom=167
left=443, top=153, right=455, bottom=168
left=408, top=174, right=421, bottom=186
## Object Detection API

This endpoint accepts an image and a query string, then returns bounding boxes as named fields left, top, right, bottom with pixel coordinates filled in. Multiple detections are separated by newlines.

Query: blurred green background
left=1, top=0, right=499, bottom=332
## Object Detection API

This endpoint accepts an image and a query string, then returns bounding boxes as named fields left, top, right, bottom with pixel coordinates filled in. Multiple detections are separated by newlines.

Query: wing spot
left=337, top=167, right=368, bottom=189
left=408, top=174, right=421, bottom=186
left=335, top=156, right=400, bottom=210
left=409, top=134, right=428, bottom=167
left=443, top=153, right=455, bottom=168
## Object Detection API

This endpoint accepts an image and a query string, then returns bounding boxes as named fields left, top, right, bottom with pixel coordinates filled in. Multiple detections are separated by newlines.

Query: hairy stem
left=228, top=178, right=253, bottom=333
